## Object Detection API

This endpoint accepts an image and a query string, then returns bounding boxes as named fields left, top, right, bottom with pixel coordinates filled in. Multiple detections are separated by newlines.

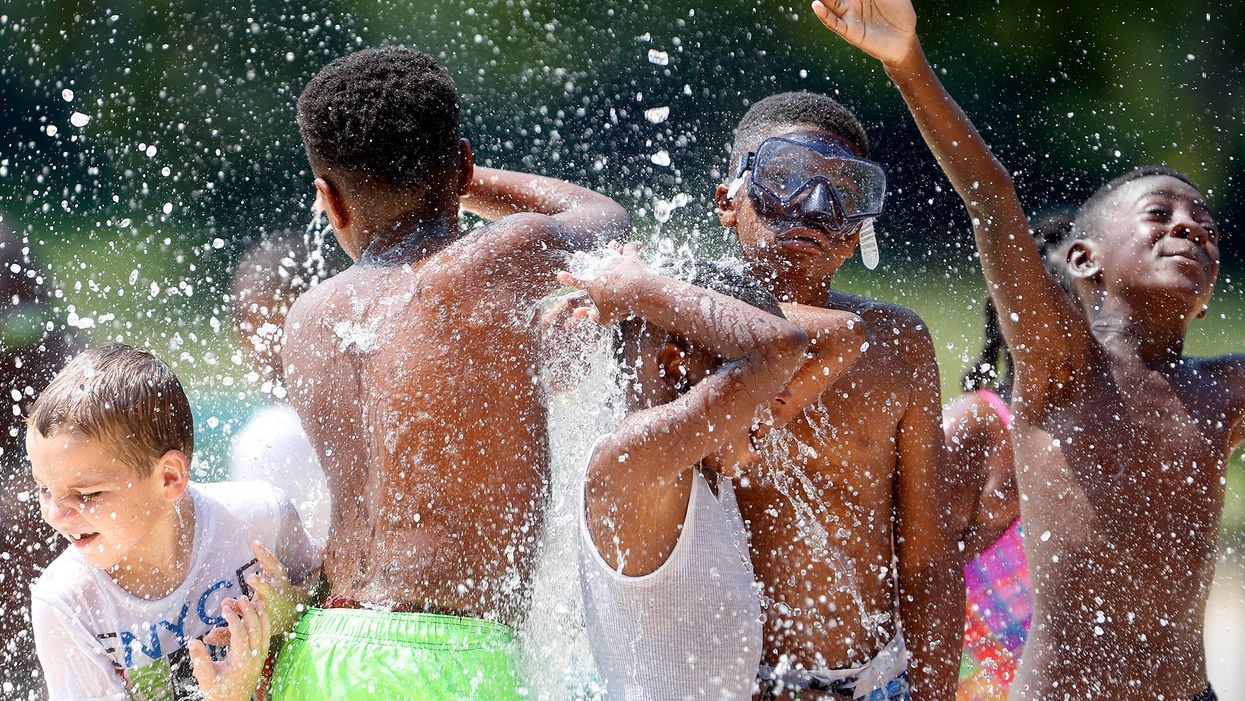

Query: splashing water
left=520, top=321, right=623, bottom=700
left=755, top=402, right=893, bottom=641
left=303, top=209, right=333, bottom=284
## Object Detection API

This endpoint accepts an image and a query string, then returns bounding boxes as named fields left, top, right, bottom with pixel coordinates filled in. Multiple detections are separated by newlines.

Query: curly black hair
left=1072, top=165, right=1201, bottom=241
left=297, top=47, right=461, bottom=189
left=730, top=91, right=870, bottom=168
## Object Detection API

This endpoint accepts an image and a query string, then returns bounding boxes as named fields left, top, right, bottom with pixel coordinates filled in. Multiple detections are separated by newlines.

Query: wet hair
left=730, top=92, right=870, bottom=168
left=961, top=210, right=1075, bottom=392
left=28, top=345, right=194, bottom=475
left=616, top=261, right=783, bottom=378
left=1072, top=165, right=1201, bottom=241
left=297, top=47, right=462, bottom=191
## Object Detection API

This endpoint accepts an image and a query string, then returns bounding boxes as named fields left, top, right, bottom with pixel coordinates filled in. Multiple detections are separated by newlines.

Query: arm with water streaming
left=559, top=243, right=808, bottom=488
left=812, top=0, right=1093, bottom=410
left=756, top=303, right=865, bottom=435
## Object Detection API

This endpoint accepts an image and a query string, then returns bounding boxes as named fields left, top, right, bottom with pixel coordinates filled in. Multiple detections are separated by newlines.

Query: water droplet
left=644, top=106, right=670, bottom=124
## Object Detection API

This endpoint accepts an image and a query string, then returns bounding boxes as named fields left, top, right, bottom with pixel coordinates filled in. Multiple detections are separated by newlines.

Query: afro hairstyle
left=297, top=47, right=462, bottom=191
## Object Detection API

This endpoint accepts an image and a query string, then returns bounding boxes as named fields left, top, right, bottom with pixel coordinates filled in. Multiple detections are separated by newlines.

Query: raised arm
left=560, top=245, right=808, bottom=487
left=813, top=0, right=1093, bottom=408
left=461, top=165, right=630, bottom=249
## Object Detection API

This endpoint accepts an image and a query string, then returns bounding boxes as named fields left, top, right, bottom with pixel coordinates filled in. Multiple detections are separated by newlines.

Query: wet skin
left=840, top=0, right=1245, bottom=689
left=283, top=164, right=626, bottom=625
left=570, top=247, right=812, bottom=577
left=717, top=124, right=962, bottom=696
left=1007, top=178, right=1245, bottom=699
left=943, top=390, right=1019, bottom=559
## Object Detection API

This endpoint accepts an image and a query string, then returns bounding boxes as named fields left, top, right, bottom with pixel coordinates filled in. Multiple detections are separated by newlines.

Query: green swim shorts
left=267, top=607, right=523, bottom=700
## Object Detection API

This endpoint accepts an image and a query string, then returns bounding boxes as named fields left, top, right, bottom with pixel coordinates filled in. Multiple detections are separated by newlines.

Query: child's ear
left=656, top=341, right=687, bottom=388
left=314, top=177, right=348, bottom=233
left=457, top=138, right=475, bottom=197
left=157, top=450, right=191, bottom=502
left=715, top=184, right=738, bottom=228
left=1065, top=240, right=1101, bottom=281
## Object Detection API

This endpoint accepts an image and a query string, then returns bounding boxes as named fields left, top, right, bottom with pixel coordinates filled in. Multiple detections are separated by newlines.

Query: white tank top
left=579, top=465, right=764, bottom=700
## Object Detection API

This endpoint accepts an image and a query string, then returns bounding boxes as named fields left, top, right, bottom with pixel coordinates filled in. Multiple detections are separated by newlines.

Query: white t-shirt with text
left=30, top=481, right=320, bottom=701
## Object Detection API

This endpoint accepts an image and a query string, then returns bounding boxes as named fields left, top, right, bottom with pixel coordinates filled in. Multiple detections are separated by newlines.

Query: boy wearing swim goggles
left=727, top=132, right=886, bottom=269
left=715, top=96, right=963, bottom=700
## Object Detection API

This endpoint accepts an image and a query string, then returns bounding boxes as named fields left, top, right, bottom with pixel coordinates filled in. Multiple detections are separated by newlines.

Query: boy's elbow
left=841, top=315, right=868, bottom=359
left=771, top=323, right=810, bottom=363
left=565, top=200, right=631, bottom=249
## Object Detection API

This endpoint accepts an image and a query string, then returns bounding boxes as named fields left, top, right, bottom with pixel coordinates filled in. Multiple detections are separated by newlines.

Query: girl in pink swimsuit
left=944, top=211, right=1073, bottom=700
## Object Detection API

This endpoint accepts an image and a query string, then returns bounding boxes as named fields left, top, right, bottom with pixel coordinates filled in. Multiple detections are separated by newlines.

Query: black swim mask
left=729, top=134, right=886, bottom=268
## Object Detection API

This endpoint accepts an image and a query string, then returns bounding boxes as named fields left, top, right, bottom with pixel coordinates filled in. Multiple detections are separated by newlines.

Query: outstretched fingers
left=222, top=598, right=251, bottom=660
left=812, top=0, right=851, bottom=33
left=557, top=270, right=590, bottom=290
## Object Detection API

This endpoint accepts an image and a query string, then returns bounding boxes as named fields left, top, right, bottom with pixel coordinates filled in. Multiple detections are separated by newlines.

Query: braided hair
left=960, top=209, right=1075, bottom=393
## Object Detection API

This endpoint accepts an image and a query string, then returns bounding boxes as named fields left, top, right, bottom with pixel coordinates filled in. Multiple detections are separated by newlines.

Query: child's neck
left=360, top=210, right=461, bottom=265
left=1090, top=296, right=1188, bottom=370
left=110, top=496, right=197, bottom=599
left=769, top=271, right=836, bottom=307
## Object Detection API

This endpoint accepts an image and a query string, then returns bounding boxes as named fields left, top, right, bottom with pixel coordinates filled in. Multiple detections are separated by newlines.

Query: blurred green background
left=0, top=0, right=1242, bottom=533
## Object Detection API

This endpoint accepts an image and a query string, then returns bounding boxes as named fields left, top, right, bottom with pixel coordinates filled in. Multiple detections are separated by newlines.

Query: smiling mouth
left=1164, top=251, right=1207, bottom=268
left=65, top=532, right=100, bottom=547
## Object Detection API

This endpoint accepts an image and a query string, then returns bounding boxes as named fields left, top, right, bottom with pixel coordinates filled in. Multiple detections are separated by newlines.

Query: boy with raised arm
left=815, top=1, right=1245, bottom=698
left=271, top=47, right=629, bottom=699
left=715, top=92, right=962, bottom=696
left=565, top=243, right=862, bottom=700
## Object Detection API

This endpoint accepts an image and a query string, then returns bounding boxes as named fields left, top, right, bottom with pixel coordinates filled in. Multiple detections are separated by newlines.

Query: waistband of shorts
left=293, top=606, right=516, bottom=650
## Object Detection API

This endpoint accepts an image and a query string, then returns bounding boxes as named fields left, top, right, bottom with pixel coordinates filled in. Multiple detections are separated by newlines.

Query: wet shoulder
left=31, top=547, right=95, bottom=607
left=829, top=293, right=934, bottom=372
left=461, top=213, right=571, bottom=273
left=284, top=268, right=354, bottom=334
left=1189, top=353, right=1245, bottom=442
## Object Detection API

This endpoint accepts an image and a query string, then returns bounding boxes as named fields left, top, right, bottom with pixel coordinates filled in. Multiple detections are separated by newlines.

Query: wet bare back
left=283, top=215, right=575, bottom=625
left=737, top=292, right=948, bottom=671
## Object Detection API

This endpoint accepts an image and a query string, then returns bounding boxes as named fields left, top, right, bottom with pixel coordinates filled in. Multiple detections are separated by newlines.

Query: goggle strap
left=732, top=153, right=755, bottom=181
left=859, top=218, right=880, bottom=270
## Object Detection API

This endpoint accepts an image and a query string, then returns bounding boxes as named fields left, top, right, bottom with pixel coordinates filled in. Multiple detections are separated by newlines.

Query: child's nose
left=1171, top=219, right=1208, bottom=245
left=42, top=494, right=81, bottom=524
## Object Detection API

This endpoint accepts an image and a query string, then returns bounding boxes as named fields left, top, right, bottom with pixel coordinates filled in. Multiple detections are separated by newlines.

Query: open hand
left=556, top=241, right=646, bottom=327
left=188, top=595, right=271, bottom=701
left=812, top=0, right=918, bottom=68
left=246, top=541, right=307, bottom=636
